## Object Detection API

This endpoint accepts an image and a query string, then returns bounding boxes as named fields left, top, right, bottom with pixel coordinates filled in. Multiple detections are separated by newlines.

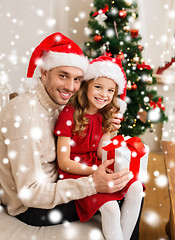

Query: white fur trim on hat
left=39, top=51, right=89, bottom=74
left=84, top=61, right=125, bottom=95
left=117, top=98, right=127, bottom=114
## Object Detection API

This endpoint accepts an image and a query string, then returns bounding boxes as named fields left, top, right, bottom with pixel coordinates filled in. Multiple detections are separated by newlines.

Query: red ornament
left=117, top=52, right=124, bottom=60
left=119, top=10, right=127, bottom=18
left=131, top=29, right=139, bottom=38
left=94, top=35, right=102, bottom=42
left=137, top=63, right=151, bottom=70
left=150, top=97, right=165, bottom=111
left=138, top=45, right=143, bottom=51
left=105, top=51, right=112, bottom=57
left=92, top=4, right=109, bottom=17
left=132, top=83, right=137, bottom=90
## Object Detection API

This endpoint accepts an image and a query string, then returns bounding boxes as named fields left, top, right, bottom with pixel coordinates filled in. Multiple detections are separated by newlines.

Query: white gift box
left=102, top=136, right=149, bottom=182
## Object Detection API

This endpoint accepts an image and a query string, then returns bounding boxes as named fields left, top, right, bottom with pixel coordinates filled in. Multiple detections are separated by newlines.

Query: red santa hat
left=84, top=56, right=127, bottom=114
left=27, top=32, right=89, bottom=78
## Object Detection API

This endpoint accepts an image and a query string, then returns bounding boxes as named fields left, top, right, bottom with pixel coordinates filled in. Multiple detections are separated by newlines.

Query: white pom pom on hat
left=84, top=56, right=127, bottom=113
left=117, top=98, right=127, bottom=114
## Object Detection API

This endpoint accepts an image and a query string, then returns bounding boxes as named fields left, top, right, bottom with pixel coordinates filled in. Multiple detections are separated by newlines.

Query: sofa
left=0, top=205, right=104, bottom=240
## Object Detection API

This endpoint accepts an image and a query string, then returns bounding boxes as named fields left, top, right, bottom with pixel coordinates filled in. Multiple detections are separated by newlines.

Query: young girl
left=54, top=56, right=143, bottom=240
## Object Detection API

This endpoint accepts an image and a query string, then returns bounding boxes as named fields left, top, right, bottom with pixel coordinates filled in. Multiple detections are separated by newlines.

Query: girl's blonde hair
left=71, top=78, right=120, bottom=136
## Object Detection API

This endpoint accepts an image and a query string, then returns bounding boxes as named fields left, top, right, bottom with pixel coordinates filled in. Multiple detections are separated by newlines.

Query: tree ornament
left=146, top=76, right=153, bottom=84
left=110, top=7, right=118, bottom=16
left=92, top=4, right=109, bottom=18
left=137, top=109, right=147, bottom=123
left=137, top=62, right=151, bottom=70
left=125, top=0, right=132, bottom=6
left=94, top=14, right=107, bottom=26
left=100, top=44, right=106, bottom=55
left=138, top=44, right=143, bottom=51
left=92, top=4, right=109, bottom=27
left=94, top=35, right=102, bottom=42
left=127, top=81, right=132, bottom=90
left=105, top=51, right=112, bottom=57
left=150, top=97, right=165, bottom=111
left=117, top=51, right=125, bottom=60
left=147, top=93, right=154, bottom=100
left=113, top=21, right=119, bottom=38
left=123, top=25, right=131, bottom=32
left=132, top=13, right=136, bottom=19
left=132, top=83, right=137, bottom=90
left=133, top=55, right=139, bottom=63
left=91, top=50, right=98, bottom=57
left=119, top=10, right=127, bottom=18
left=131, top=29, right=138, bottom=38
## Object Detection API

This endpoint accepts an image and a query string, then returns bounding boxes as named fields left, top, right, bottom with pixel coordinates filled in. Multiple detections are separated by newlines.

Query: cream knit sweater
left=0, top=81, right=96, bottom=216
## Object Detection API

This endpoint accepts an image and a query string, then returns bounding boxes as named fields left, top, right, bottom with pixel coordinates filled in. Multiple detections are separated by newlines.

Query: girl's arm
left=57, top=136, right=96, bottom=175
left=97, top=132, right=111, bottom=160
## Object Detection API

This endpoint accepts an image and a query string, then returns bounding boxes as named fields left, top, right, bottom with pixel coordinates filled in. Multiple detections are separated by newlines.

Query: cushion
left=0, top=206, right=104, bottom=240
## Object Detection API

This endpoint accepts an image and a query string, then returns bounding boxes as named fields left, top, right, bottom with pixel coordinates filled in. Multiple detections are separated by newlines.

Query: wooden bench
left=162, top=141, right=175, bottom=240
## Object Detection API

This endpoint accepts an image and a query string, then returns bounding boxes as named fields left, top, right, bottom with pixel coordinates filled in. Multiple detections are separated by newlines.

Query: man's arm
left=111, top=112, right=122, bottom=131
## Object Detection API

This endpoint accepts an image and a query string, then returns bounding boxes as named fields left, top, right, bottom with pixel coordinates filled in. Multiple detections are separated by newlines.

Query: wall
left=0, top=0, right=56, bottom=92
left=137, top=0, right=175, bottom=68
left=54, top=0, right=93, bottom=48
left=0, top=0, right=93, bottom=92
left=1, top=0, right=174, bottom=90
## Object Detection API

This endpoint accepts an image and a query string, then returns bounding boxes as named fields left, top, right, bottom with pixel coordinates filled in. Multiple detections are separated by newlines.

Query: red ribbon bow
left=150, top=97, right=165, bottom=111
left=102, top=135, right=147, bottom=178
left=92, top=4, right=109, bottom=17
left=137, top=62, right=151, bottom=70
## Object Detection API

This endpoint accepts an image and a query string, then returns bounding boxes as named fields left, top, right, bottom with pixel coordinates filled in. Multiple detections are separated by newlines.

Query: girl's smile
left=94, top=97, right=108, bottom=102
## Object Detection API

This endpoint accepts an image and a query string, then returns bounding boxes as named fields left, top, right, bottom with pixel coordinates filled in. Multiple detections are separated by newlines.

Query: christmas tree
left=83, top=0, right=167, bottom=137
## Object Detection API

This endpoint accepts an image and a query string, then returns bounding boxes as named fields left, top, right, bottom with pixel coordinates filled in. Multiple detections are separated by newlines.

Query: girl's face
left=87, top=77, right=116, bottom=114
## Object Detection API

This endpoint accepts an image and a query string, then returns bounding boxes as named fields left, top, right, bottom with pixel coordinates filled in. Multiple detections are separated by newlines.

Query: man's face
left=41, top=66, right=83, bottom=105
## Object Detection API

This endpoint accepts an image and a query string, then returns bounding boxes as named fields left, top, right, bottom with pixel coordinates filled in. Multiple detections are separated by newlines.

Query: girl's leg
left=99, top=201, right=123, bottom=240
left=121, top=181, right=143, bottom=240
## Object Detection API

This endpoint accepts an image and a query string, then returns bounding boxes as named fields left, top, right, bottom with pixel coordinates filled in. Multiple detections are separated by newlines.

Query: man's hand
left=92, top=159, right=133, bottom=194
left=111, top=112, right=122, bottom=131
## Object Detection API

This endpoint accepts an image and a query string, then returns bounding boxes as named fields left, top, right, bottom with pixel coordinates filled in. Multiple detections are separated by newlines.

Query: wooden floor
left=139, top=152, right=170, bottom=240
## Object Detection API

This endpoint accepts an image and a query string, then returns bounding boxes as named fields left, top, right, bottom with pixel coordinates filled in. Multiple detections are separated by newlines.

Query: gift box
left=102, top=135, right=149, bottom=182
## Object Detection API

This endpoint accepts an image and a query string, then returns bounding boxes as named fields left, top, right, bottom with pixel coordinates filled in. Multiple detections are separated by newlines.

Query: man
left=0, top=33, right=140, bottom=236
